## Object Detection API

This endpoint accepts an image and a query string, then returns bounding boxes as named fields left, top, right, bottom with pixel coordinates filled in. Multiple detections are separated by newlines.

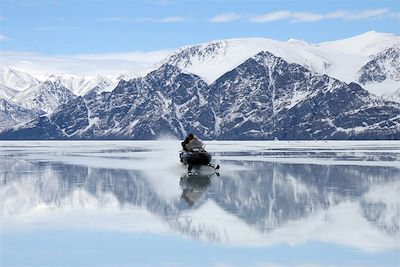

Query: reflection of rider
left=180, top=173, right=212, bottom=206
left=181, top=133, right=204, bottom=151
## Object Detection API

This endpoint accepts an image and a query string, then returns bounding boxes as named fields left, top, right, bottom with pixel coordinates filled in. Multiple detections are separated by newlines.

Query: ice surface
left=0, top=141, right=399, bottom=266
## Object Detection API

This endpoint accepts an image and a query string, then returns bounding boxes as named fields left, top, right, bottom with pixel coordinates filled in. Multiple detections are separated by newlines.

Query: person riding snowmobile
left=180, top=133, right=219, bottom=172
left=181, top=133, right=203, bottom=151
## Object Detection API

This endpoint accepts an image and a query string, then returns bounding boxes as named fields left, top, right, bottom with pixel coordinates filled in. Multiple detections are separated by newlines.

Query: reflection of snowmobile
left=179, top=147, right=220, bottom=173
left=180, top=172, right=214, bottom=206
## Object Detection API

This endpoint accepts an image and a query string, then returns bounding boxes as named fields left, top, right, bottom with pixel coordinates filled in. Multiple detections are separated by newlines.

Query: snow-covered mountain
left=0, top=67, right=39, bottom=92
left=359, top=45, right=400, bottom=84
left=384, top=88, right=400, bottom=103
left=0, top=84, right=19, bottom=100
left=12, top=80, right=76, bottom=113
left=2, top=31, right=398, bottom=97
left=358, top=45, right=400, bottom=97
left=45, top=74, right=116, bottom=96
left=0, top=31, right=399, bottom=139
left=0, top=71, right=119, bottom=129
left=164, top=31, right=399, bottom=101
left=0, top=99, right=43, bottom=132
left=0, top=68, right=118, bottom=98
left=164, top=37, right=330, bottom=84
left=0, top=67, right=40, bottom=100
left=1, top=50, right=399, bottom=140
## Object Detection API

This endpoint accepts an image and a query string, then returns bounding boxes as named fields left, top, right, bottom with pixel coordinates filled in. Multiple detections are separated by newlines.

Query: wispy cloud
left=388, top=11, right=400, bottom=19
left=0, top=50, right=173, bottom=76
left=0, top=34, right=9, bottom=42
left=212, top=8, right=394, bottom=23
left=99, top=9, right=397, bottom=24
left=249, top=11, right=291, bottom=23
left=209, top=12, right=243, bottom=23
left=98, top=16, right=188, bottom=23
left=159, top=16, right=188, bottom=23
left=251, top=8, right=391, bottom=23
left=98, top=16, right=151, bottom=23
left=34, top=25, right=92, bottom=32
left=347, top=8, right=388, bottom=20
left=155, top=0, right=175, bottom=6
left=35, top=26, right=57, bottom=31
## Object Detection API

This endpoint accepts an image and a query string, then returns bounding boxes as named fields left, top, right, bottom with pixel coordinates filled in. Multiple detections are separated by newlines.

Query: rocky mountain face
left=1, top=51, right=399, bottom=140
left=163, top=38, right=330, bottom=84
left=385, top=88, right=400, bottom=103
left=11, top=80, right=76, bottom=113
left=1, top=32, right=399, bottom=140
left=46, top=74, right=115, bottom=96
left=357, top=45, right=400, bottom=101
left=0, top=84, right=19, bottom=100
left=0, top=67, right=116, bottom=97
left=0, top=99, right=43, bottom=132
left=0, top=68, right=119, bottom=132
left=359, top=45, right=400, bottom=84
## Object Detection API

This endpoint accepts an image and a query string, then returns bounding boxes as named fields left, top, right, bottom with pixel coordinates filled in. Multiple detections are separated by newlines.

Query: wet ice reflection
left=0, top=141, right=399, bottom=266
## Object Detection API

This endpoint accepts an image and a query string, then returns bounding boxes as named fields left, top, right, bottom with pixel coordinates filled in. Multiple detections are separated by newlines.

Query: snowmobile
left=179, top=147, right=220, bottom=173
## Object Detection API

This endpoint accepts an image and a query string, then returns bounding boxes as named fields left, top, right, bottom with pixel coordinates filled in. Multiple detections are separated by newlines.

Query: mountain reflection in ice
left=0, top=141, right=399, bottom=266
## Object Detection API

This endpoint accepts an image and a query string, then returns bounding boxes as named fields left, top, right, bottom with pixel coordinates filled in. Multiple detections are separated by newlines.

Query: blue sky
left=0, top=0, right=399, bottom=75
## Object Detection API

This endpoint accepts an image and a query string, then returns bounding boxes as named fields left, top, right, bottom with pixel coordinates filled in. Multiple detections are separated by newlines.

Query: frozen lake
left=1, top=141, right=399, bottom=267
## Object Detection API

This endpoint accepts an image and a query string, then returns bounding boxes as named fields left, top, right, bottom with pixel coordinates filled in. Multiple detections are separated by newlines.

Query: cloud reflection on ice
left=0, top=141, right=399, bottom=266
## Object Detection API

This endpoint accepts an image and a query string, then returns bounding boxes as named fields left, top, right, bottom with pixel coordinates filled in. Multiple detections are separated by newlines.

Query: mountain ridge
left=1, top=31, right=399, bottom=139
left=1, top=50, right=399, bottom=140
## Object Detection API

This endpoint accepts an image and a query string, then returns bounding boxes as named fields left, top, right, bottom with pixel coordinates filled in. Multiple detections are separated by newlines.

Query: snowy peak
left=0, top=98, right=42, bottom=132
left=357, top=45, right=400, bottom=98
left=286, top=38, right=310, bottom=46
left=384, top=88, right=400, bottom=103
left=1, top=31, right=398, bottom=95
left=3, top=49, right=399, bottom=140
left=166, top=41, right=226, bottom=67
left=318, top=31, right=399, bottom=56
left=165, top=37, right=330, bottom=83
left=163, top=32, right=399, bottom=88
left=359, top=45, right=400, bottom=84
left=0, top=84, right=19, bottom=100
left=1, top=31, right=399, bottom=139
left=12, top=80, right=76, bottom=113
left=146, top=63, right=183, bottom=85
left=45, top=74, right=115, bottom=96
left=0, top=67, right=39, bottom=91
left=0, top=68, right=117, bottom=97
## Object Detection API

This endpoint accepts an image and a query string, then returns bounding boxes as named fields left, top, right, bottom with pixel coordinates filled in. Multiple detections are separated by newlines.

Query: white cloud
left=209, top=13, right=243, bottom=23
left=249, top=11, right=291, bottom=23
left=347, top=8, right=388, bottom=20
left=0, top=50, right=172, bottom=77
left=0, top=34, right=9, bottom=42
left=100, top=9, right=394, bottom=25
left=159, top=16, right=188, bottom=23
left=98, top=16, right=188, bottom=23
left=388, top=11, right=400, bottom=20
left=245, top=8, right=393, bottom=23
left=35, top=26, right=57, bottom=31
left=289, top=12, right=325, bottom=22
left=98, top=16, right=151, bottom=23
